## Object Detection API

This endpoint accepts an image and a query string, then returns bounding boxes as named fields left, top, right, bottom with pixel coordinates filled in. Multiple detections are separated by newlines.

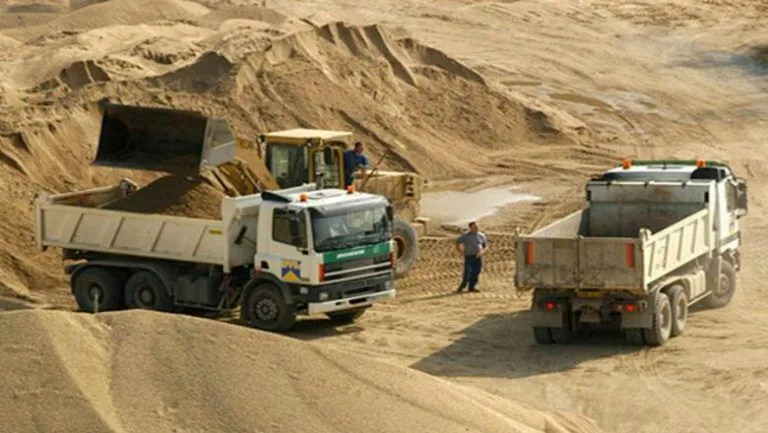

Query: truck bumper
left=307, top=288, right=396, bottom=315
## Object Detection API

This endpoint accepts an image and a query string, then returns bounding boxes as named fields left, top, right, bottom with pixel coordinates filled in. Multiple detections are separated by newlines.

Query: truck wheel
left=392, top=218, right=417, bottom=278
left=242, top=283, right=296, bottom=332
left=703, top=260, right=737, bottom=309
left=327, top=307, right=368, bottom=324
left=72, top=267, right=124, bottom=313
left=667, top=285, right=688, bottom=337
left=124, top=271, right=174, bottom=312
left=532, top=327, right=554, bottom=344
left=643, top=291, right=672, bottom=346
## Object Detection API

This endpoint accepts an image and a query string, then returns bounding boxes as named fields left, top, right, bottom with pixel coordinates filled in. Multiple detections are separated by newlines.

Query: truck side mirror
left=736, top=178, right=748, bottom=217
left=386, top=205, right=394, bottom=223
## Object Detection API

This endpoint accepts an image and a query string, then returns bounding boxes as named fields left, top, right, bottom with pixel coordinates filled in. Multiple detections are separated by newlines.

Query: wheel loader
left=91, top=101, right=426, bottom=277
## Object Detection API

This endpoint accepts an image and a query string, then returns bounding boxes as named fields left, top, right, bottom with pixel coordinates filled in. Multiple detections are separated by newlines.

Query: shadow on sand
left=410, top=310, right=646, bottom=379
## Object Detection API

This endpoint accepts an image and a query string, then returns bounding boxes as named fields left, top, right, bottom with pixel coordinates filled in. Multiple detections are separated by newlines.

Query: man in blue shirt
left=455, top=221, right=489, bottom=292
left=343, top=141, right=371, bottom=187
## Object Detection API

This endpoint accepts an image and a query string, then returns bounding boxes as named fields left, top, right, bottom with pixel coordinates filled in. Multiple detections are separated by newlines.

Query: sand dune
left=0, top=5, right=609, bottom=301
left=0, top=309, right=603, bottom=433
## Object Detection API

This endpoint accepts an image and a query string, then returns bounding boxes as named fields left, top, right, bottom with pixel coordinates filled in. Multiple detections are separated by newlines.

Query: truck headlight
left=319, top=292, right=329, bottom=301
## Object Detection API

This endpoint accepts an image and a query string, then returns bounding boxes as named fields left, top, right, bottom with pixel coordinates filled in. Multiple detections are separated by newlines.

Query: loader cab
left=263, top=129, right=352, bottom=190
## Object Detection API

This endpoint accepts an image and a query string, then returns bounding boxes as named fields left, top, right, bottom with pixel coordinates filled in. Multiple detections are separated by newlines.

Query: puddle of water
left=420, top=187, right=540, bottom=226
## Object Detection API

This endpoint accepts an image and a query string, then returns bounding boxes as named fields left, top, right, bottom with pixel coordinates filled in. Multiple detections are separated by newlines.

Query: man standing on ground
left=343, top=141, right=371, bottom=187
left=455, top=221, right=488, bottom=293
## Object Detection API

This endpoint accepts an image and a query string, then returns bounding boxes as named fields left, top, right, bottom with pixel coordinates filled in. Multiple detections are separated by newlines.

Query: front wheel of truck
left=242, top=283, right=296, bottom=332
left=327, top=307, right=368, bottom=325
left=703, top=260, right=737, bottom=309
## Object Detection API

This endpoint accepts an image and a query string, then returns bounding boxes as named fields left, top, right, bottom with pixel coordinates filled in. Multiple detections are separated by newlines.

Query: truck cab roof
left=262, top=185, right=390, bottom=214
left=595, top=160, right=734, bottom=183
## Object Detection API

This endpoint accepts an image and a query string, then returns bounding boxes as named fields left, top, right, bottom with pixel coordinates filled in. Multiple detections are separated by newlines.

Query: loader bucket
left=93, top=103, right=236, bottom=176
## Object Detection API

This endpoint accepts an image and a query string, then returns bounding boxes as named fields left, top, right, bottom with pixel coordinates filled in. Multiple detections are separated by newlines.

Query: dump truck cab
left=263, top=129, right=352, bottom=190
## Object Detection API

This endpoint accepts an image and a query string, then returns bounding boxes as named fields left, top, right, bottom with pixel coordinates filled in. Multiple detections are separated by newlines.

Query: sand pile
left=0, top=309, right=603, bottom=433
left=104, top=175, right=226, bottom=219
left=0, top=2, right=608, bottom=302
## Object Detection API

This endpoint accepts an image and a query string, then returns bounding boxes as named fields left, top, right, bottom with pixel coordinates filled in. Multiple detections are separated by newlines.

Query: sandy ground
left=1, top=0, right=767, bottom=432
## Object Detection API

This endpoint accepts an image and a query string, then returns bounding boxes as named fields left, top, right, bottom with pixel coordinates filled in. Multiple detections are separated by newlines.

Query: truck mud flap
left=531, top=310, right=565, bottom=328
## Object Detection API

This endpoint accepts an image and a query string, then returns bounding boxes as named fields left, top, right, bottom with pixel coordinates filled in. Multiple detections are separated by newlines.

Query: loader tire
left=703, top=260, right=736, bottom=309
left=643, top=291, right=672, bottom=347
left=667, top=285, right=688, bottom=337
left=72, top=267, right=124, bottom=313
left=392, top=218, right=417, bottom=277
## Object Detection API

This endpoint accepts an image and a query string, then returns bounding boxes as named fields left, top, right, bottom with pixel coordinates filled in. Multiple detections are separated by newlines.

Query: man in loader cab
left=343, top=141, right=371, bottom=187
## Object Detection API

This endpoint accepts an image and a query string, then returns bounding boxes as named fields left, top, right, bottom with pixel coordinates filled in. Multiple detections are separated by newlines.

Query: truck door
left=265, top=207, right=313, bottom=284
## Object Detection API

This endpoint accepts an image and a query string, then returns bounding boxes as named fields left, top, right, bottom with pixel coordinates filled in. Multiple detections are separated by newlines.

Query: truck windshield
left=312, top=206, right=390, bottom=252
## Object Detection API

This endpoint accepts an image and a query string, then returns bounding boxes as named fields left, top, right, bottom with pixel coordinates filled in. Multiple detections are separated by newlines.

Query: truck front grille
left=324, top=253, right=391, bottom=282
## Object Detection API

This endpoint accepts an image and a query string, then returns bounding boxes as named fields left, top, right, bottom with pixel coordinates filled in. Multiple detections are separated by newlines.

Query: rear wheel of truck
left=392, top=218, right=417, bottom=278
left=124, top=271, right=174, bottom=312
left=667, top=285, right=688, bottom=337
left=532, top=327, right=554, bottom=344
left=327, top=307, right=368, bottom=324
left=643, top=291, right=672, bottom=346
left=703, top=260, right=737, bottom=309
left=242, top=283, right=296, bottom=332
left=72, top=267, right=124, bottom=313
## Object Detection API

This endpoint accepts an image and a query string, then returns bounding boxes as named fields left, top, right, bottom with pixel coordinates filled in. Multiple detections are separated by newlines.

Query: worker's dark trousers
left=459, top=255, right=483, bottom=290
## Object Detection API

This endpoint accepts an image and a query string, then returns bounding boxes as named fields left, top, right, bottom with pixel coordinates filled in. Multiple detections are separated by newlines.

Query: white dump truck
left=34, top=180, right=396, bottom=331
left=514, top=159, right=748, bottom=346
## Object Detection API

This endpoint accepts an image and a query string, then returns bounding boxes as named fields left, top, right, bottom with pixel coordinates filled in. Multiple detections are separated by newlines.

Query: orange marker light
left=696, top=159, right=706, bottom=168
left=299, top=193, right=308, bottom=202
left=622, top=159, right=631, bottom=170
left=346, top=185, right=355, bottom=194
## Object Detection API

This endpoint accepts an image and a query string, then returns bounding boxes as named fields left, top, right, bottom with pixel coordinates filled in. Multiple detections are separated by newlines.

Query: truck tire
left=392, top=218, right=417, bottom=277
left=124, top=270, right=174, bottom=312
left=532, top=327, right=554, bottom=344
left=72, top=267, right=124, bottom=313
left=327, top=307, right=368, bottom=324
left=242, top=283, right=296, bottom=332
left=667, top=285, right=688, bottom=337
left=703, top=260, right=737, bottom=309
left=643, top=291, right=672, bottom=346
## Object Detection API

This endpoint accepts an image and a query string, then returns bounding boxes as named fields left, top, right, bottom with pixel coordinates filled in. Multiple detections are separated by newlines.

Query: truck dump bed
left=515, top=181, right=715, bottom=292
left=34, top=179, right=259, bottom=271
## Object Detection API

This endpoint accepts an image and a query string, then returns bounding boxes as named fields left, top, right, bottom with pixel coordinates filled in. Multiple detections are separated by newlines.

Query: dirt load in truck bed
left=103, top=175, right=226, bottom=219
left=0, top=309, right=602, bottom=433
